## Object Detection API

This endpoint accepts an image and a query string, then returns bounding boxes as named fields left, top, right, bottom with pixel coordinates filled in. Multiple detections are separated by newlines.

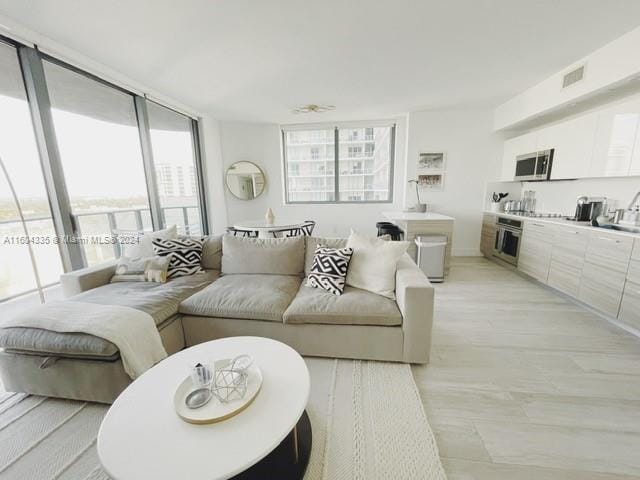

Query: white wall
left=217, top=112, right=502, bottom=255
left=219, top=119, right=407, bottom=237
left=405, top=109, right=503, bottom=256
left=199, top=116, right=228, bottom=234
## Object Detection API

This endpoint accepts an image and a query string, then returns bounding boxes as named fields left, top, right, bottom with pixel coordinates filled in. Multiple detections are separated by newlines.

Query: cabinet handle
left=598, top=237, right=621, bottom=243
left=532, top=223, right=544, bottom=227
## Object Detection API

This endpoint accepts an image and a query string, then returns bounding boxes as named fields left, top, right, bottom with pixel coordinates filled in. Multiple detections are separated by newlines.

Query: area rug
left=0, top=359, right=446, bottom=480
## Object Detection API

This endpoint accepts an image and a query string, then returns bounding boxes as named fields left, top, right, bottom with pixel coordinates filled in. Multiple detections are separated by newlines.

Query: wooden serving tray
left=174, top=360, right=262, bottom=425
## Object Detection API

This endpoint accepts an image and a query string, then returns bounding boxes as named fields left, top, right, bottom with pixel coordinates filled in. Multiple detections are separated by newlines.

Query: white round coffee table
left=97, top=337, right=311, bottom=480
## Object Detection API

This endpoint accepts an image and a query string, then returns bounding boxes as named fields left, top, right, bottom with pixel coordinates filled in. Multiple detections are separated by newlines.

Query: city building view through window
left=0, top=40, right=206, bottom=303
left=283, top=125, right=394, bottom=203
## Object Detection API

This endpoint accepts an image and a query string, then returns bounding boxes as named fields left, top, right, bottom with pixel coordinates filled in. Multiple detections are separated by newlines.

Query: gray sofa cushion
left=0, top=327, right=119, bottom=360
left=222, top=235, right=305, bottom=276
left=69, top=270, right=219, bottom=325
left=304, top=237, right=348, bottom=276
left=179, top=274, right=301, bottom=322
left=201, top=235, right=223, bottom=270
left=283, top=283, right=402, bottom=326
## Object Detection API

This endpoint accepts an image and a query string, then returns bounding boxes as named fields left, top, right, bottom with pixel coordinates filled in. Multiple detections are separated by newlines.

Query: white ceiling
left=1, top=0, right=640, bottom=124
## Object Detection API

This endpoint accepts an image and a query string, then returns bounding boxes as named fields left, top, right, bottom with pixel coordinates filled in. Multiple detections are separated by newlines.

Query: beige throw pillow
left=123, top=225, right=178, bottom=258
left=111, top=255, right=170, bottom=283
left=345, top=231, right=409, bottom=299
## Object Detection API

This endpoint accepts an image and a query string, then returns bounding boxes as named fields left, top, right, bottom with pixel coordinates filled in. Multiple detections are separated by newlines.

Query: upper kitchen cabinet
left=500, top=132, right=537, bottom=181
left=589, top=97, right=640, bottom=178
left=538, top=114, right=598, bottom=180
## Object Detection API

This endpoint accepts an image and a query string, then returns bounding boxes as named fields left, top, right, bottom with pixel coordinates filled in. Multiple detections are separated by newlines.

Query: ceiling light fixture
left=292, top=104, right=335, bottom=114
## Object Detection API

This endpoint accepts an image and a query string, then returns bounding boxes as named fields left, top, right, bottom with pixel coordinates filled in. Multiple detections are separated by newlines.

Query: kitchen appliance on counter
left=504, top=200, right=522, bottom=213
left=573, top=196, right=607, bottom=222
left=493, top=216, right=522, bottom=266
left=514, top=149, right=554, bottom=181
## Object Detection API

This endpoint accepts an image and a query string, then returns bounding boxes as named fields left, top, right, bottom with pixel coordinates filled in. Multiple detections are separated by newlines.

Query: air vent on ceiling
left=562, top=65, right=585, bottom=88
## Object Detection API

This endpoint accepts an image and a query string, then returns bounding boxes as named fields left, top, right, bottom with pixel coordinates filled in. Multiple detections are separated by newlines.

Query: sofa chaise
left=0, top=235, right=434, bottom=403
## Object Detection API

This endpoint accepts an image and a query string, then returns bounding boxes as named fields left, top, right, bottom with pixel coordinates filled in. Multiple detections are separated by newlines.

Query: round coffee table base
left=231, top=410, right=312, bottom=480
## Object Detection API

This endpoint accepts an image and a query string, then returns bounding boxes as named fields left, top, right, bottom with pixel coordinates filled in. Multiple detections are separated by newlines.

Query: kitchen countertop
left=382, top=211, right=455, bottom=222
left=484, top=210, right=640, bottom=240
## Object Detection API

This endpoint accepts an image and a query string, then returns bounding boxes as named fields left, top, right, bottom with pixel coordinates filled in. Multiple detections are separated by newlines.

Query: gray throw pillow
left=222, top=235, right=305, bottom=276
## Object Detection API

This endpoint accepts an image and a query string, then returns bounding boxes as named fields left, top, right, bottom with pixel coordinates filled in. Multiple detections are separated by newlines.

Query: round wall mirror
left=225, top=161, right=266, bottom=200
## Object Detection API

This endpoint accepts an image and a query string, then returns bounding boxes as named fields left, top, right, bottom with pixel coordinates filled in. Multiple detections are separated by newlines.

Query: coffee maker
left=574, top=196, right=607, bottom=222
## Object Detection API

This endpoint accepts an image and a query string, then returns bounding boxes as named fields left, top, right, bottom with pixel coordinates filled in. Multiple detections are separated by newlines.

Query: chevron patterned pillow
left=152, top=237, right=204, bottom=279
left=306, top=245, right=354, bottom=295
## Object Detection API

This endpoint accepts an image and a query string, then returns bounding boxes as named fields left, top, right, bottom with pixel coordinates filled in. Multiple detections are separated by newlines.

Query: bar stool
left=376, top=222, right=395, bottom=237
left=376, top=222, right=404, bottom=240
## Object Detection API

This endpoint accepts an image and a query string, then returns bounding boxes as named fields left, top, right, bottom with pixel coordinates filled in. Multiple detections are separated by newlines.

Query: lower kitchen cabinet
left=547, top=226, right=588, bottom=297
left=584, top=230, right=634, bottom=273
left=517, top=221, right=552, bottom=283
left=578, top=262, right=627, bottom=318
left=619, top=280, right=640, bottom=330
left=480, top=214, right=496, bottom=257
left=486, top=214, right=640, bottom=324
left=548, top=261, right=582, bottom=298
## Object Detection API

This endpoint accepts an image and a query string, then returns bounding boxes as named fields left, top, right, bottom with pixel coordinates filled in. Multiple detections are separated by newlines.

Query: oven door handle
left=495, top=228, right=505, bottom=253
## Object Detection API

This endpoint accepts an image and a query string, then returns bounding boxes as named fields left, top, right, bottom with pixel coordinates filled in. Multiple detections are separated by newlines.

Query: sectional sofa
left=0, top=235, right=435, bottom=403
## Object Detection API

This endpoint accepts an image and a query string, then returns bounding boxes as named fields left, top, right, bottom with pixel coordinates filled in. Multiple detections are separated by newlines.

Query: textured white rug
left=0, top=359, right=446, bottom=480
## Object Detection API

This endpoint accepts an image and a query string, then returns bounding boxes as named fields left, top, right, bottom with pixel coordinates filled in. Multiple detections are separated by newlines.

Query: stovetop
left=506, top=212, right=565, bottom=218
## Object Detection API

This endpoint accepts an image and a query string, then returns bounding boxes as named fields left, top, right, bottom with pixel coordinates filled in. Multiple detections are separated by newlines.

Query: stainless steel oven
left=493, top=216, right=522, bottom=266
left=514, top=149, right=554, bottom=181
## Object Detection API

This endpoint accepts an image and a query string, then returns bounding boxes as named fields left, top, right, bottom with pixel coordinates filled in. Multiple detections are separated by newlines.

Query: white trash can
left=415, top=235, right=447, bottom=283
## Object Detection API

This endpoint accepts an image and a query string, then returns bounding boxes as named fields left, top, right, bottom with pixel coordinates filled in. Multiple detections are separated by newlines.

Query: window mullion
left=191, top=119, right=209, bottom=235
left=18, top=46, right=85, bottom=271
left=134, top=96, right=163, bottom=231
left=334, top=127, right=339, bottom=203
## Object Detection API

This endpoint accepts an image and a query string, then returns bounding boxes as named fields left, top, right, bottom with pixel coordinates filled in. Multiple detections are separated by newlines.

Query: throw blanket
left=2, top=302, right=167, bottom=379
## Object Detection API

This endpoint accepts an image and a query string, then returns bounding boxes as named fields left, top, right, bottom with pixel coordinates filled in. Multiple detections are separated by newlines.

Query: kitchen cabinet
left=589, top=98, right=640, bottom=178
left=537, top=114, right=598, bottom=180
left=547, top=225, right=588, bottom=297
left=498, top=94, right=640, bottom=181
left=577, top=230, right=633, bottom=317
left=579, top=262, right=628, bottom=318
left=618, top=240, right=640, bottom=330
left=583, top=230, right=634, bottom=273
left=500, top=132, right=537, bottom=181
left=619, top=281, right=640, bottom=330
left=480, top=213, right=496, bottom=257
left=497, top=216, right=640, bottom=322
left=517, top=221, right=552, bottom=283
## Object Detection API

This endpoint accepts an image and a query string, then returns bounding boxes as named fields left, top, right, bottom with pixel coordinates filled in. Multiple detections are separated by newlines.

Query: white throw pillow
left=123, top=225, right=178, bottom=258
left=345, top=230, right=409, bottom=299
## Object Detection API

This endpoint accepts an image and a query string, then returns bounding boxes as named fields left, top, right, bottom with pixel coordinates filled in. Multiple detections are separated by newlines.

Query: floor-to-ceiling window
left=0, top=42, right=63, bottom=302
left=147, top=101, right=203, bottom=235
left=43, top=60, right=152, bottom=265
left=0, top=36, right=209, bottom=302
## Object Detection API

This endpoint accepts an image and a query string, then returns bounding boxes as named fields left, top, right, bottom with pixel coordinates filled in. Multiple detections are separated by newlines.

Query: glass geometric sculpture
left=212, top=354, right=253, bottom=403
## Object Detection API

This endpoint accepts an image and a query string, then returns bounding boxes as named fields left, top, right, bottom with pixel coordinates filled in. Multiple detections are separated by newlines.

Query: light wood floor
left=412, top=257, right=640, bottom=479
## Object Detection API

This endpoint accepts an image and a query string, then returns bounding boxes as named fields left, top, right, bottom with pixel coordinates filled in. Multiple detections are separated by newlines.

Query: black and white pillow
left=152, top=237, right=204, bottom=279
left=306, top=245, right=353, bottom=295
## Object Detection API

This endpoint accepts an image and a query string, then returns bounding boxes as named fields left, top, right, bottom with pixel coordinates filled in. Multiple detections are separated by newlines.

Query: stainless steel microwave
left=514, top=149, right=554, bottom=181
